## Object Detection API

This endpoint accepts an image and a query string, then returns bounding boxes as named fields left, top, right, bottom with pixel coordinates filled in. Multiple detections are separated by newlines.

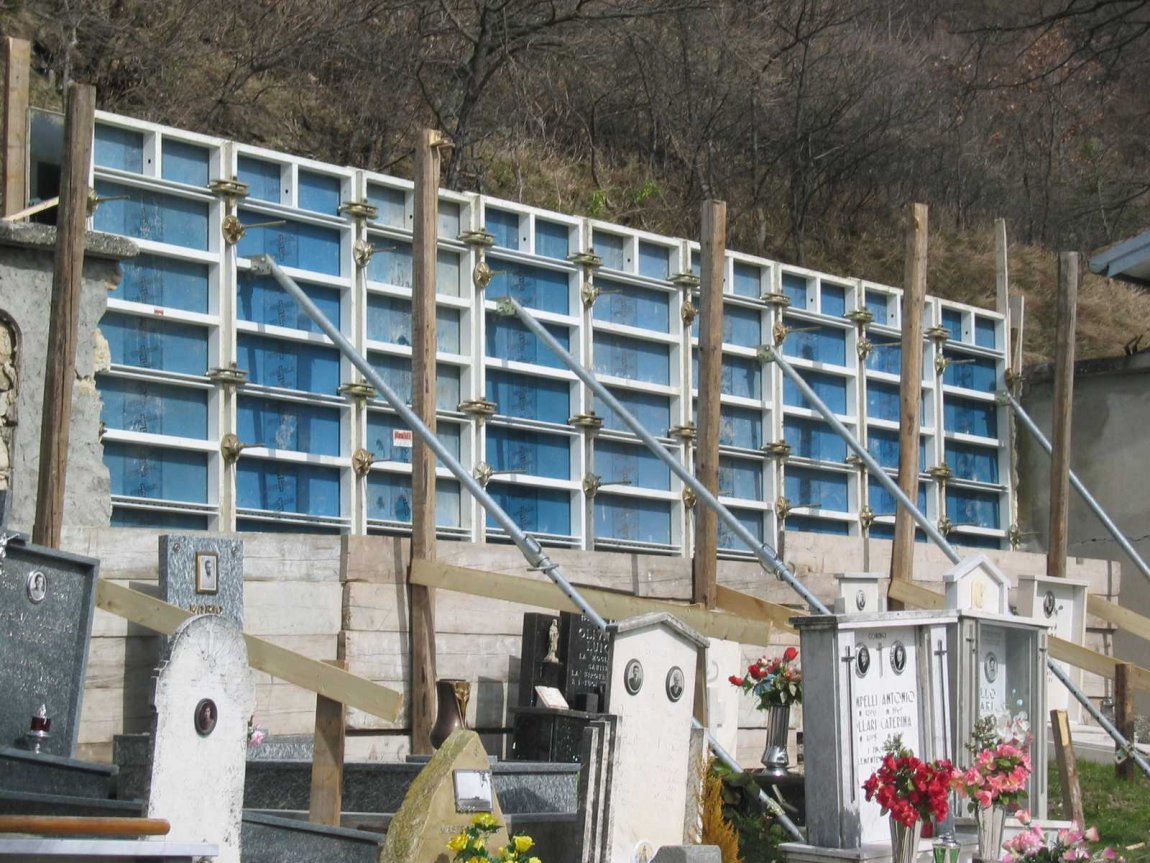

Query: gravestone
left=159, top=534, right=244, bottom=626
left=793, top=610, right=955, bottom=850
left=950, top=611, right=1048, bottom=818
left=381, top=730, right=510, bottom=863
left=834, top=572, right=885, bottom=615
left=0, top=531, right=98, bottom=757
left=516, top=612, right=562, bottom=708
left=146, top=614, right=254, bottom=863
left=560, top=611, right=611, bottom=712
left=704, top=638, right=742, bottom=758
left=1017, top=575, right=1088, bottom=720
left=604, top=613, right=707, bottom=863
left=943, top=555, right=1009, bottom=615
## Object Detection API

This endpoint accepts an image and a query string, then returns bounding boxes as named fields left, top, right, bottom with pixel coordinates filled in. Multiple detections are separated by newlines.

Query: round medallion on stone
left=984, top=652, right=999, bottom=683
left=1043, top=590, right=1057, bottom=618
left=666, top=666, right=685, bottom=702
left=26, top=570, right=47, bottom=604
left=890, top=641, right=907, bottom=674
left=194, top=698, right=218, bottom=736
left=624, top=659, right=644, bottom=695
left=855, top=589, right=867, bottom=611
left=855, top=646, right=871, bottom=677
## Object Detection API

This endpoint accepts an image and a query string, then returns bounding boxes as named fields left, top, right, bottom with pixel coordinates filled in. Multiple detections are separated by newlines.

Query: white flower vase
left=974, top=805, right=1006, bottom=862
left=890, top=817, right=923, bottom=863
left=760, top=703, right=790, bottom=776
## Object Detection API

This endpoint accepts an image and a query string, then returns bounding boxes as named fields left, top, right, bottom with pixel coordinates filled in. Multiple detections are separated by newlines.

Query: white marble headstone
left=704, top=638, right=741, bottom=758
left=1017, top=575, right=1088, bottom=719
left=943, top=555, right=1009, bottom=615
left=605, top=613, right=708, bottom=863
left=834, top=572, right=886, bottom=614
left=146, top=614, right=253, bottom=863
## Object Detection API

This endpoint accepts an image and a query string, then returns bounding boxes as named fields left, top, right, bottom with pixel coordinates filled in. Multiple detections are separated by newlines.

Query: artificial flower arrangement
left=1002, top=811, right=1124, bottom=863
left=953, top=712, right=1032, bottom=813
left=728, top=646, right=802, bottom=708
left=247, top=715, right=267, bottom=748
left=862, top=735, right=959, bottom=827
left=447, top=813, right=540, bottom=863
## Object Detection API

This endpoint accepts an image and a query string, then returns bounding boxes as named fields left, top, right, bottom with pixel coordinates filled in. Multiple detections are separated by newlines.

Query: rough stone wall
left=0, top=221, right=136, bottom=533
left=0, top=312, right=17, bottom=502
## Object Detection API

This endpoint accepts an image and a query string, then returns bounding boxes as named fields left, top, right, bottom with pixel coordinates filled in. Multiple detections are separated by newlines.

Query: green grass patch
left=1048, top=760, right=1150, bottom=862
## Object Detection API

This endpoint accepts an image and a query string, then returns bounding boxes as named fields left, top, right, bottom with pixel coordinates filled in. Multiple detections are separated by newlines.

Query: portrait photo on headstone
left=624, top=659, right=643, bottom=695
left=194, top=551, right=219, bottom=595
left=453, top=769, right=494, bottom=813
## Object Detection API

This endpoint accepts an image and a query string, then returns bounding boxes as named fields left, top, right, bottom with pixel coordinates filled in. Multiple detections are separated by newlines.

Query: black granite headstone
left=560, top=612, right=610, bottom=713
left=516, top=612, right=562, bottom=708
left=0, top=533, right=98, bottom=757
left=510, top=707, right=598, bottom=763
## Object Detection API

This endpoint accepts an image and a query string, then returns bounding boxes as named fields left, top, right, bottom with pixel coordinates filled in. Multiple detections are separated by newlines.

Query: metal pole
left=250, top=256, right=608, bottom=631
left=765, top=345, right=962, bottom=564
left=697, top=720, right=805, bottom=841
left=1047, top=660, right=1150, bottom=777
left=1002, top=390, right=1150, bottom=586
left=495, top=297, right=830, bottom=615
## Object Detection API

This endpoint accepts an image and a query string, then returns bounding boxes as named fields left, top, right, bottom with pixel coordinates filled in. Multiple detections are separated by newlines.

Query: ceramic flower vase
left=890, top=817, right=923, bottom=863
left=974, top=805, right=1006, bottom=862
left=760, top=703, right=790, bottom=776
left=430, top=678, right=470, bottom=748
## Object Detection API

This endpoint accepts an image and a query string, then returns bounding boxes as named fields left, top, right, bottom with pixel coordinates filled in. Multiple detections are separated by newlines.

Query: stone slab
left=0, top=746, right=115, bottom=798
left=240, top=812, right=383, bottom=863
left=158, top=535, right=244, bottom=627
left=651, top=847, right=722, bottom=863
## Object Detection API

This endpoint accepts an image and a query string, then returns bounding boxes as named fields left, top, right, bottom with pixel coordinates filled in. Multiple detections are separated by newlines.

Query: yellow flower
left=528, top=857, right=541, bottom=863
left=447, top=832, right=469, bottom=852
left=473, top=813, right=498, bottom=829
left=471, top=837, right=486, bottom=851
left=513, top=836, right=534, bottom=853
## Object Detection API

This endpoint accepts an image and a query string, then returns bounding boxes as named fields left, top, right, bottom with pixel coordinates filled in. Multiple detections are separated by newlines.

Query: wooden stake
left=889, top=203, right=927, bottom=602
left=1115, top=663, right=1135, bottom=781
left=1047, top=253, right=1078, bottom=580
left=33, top=84, right=95, bottom=548
left=408, top=128, right=443, bottom=754
left=693, top=199, right=726, bottom=610
left=1050, top=709, right=1084, bottom=825
left=2, top=37, right=30, bottom=217
left=309, top=659, right=347, bottom=826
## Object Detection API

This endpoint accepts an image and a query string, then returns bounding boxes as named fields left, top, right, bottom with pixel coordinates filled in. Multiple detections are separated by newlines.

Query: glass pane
left=239, top=333, right=340, bottom=394
left=782, top=272, right=808, bottom=306
left=593, top=332, right=670, bottom=385
left=487, top=484, right=571, bottom=536
left=942, top=353, right=997, bottom=392
left=595, top=388, right=671, bottom=437
left=718, top=405, right=762, bottom=449
left=719, top=507, right=763, bottom=550
left=723, top=306, right=761, bottom=347
left=865, top=291, right=890, bottom=324
left=594, top=439, right=671, bottom=491
left=866, top=340, right=901, bottom=375
left=822, top=283, right=847, bottom=317
left=593, top=278, right=671, bottom=333
left=946, top=486, right=1000, bottom=529
left=638, top=242, right=669, bottom=279
left=782, top=323, right=847, bottom=366
left=486, top=208, right=520, bottom=250
left=594, top=495, right=671, bottom=545
left=719, top=456, right=763, bottom=499
left=593, top=232, right=625, bottom=270
left=367, top=473, right=460, bottom=526
left=236, top=460, right=341, bottom=517
left=784, top=371, right=848, bottom=414
left=237, top=156, right=282, bottom=202
left=367, top=413, right=461, bottom=463
left=298, top=170, right=342, bottom=215
left=785, top=466, right=850, bottom=512
left=487, top=370, right=570, bottom=424
left=945, top=441, right=1000, bottom=483
left=102, top=312, right=209, bottom=375
left=489, top=261, right=570, bottom=315
left=438, top=200, right=460, bottom=237
left=488, top=426, right=571, bottom=480
left=368, top=240, right=412, bottom=288
left=535, top=219, right=570, bottom=259
left=95, top=124, right=144, bottom=173
left=944, top=396, right=998, bottom=438
left=785, top=416, right=846, bottom=462
left=112, top=507, right=208, bottom=530
left=239, top=271, right=340, bottom=334
left=785, top=515, right=849, bottom=535
left=119, top=255, right=209, bottom=313
left=100, top=377, right=209, bottom=438
left=369, top=352, right=459, bottom=411
left=975, top=317, right=997, bottom=349
left=867, top=381, right=900, bottom=422
left=941, top=308, right=963, bottom=341
left=105, top=442, right=208, bottom=503
left=367, top=184, right=406, bottom=228
left=237, top=395, right=341, bottom=456
left=486, top=315, right=569, bottom=368
left=733, top=262, right=761, bottom=299
left=93, top=180, right=209, bottom=249
left=237, top=210, right=342, bottom=276
left=868, top=477, right=928, bottom=515
left=367, top=294, right=460, bottom=352
left=161, top=140, right=210, bottom=186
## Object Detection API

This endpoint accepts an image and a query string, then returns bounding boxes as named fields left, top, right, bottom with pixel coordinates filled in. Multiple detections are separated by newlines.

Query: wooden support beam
left=1087, top=594, right=1150, bottom=643
left=33, top=83, right=95, bottom=548
left=2, top=37, right=30, bottom=217
left=410, top=559, right=776, bottom=646
left=1050, top=709, right=1084, bottom=825
left=1047, top=252, right=1078, bottom=580
left=96, top=580, right=403, bottom=721
left=886, top=579, right=1150, bottom=692
left=714, top=585, right=803, bottom=633
left=309, top=659, right=347, bottom=826
left=693, top=199, right=726, bottom=610
left=408, top=128, right=444, bottom=754
left=889, top=203, right=928, bottom=603
left=0, top=816, right=170, bottom=837
left=1115, top=663, right=1135, bottom=781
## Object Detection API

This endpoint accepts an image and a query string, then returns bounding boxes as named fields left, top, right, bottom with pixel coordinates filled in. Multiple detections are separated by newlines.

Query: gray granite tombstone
left=0, top=532, right=98, bottom=757
left=159, top=535, right=244, bottom=627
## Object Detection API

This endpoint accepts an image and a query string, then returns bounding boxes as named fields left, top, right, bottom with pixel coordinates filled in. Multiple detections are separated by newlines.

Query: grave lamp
left=25, top=704, right=50, bottom=754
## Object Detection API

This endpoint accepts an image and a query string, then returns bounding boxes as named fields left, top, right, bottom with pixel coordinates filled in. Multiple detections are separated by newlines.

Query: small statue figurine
left=543, top=619, right=560, bottom=664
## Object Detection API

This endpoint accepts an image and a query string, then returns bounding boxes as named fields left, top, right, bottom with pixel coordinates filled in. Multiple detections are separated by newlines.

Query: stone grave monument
left=704, top=638, right=742, bottom=758
left=603, top=612, right=708, bottom=863
left=159, top=534, right=244, bottom=626
left=381, top=729, right=510, bottom=863
left=0, top=530, right=98, bottom=757
left=943, top=555, right=1010, bottom=615
left=789, top=610, right=956, bottom=853
left=835, top=572, right=886, bottom=614
left=146, top=613, right=254, bottom=863
left=1016, top=574, right=1088, bottom=721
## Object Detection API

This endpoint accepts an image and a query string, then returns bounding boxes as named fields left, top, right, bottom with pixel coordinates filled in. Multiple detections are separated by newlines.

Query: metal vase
left=974, top=805, right=1006, bottom=863
left=429, top=678, right=471, bottom=749
left=760, top=703, right=791, bottom=776
left=890, top=817, right=924, bottom=863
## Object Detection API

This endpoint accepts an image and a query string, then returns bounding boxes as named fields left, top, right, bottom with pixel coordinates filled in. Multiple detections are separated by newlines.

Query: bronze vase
left=430, top=679, right=471, bottom=748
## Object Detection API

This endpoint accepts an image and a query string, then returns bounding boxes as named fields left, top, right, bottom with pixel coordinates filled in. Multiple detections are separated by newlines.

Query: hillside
left=5, top=0, right=1150, bottom=366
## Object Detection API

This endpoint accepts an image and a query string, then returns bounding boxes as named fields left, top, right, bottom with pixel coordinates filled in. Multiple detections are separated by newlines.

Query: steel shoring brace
left=494, top=296, right=831, bottom=617
left=249, top=255, right=606, bottom=631
left=765, top=345, right=1150, bottom=782
left=255, top=258, right=805, bottom=839
left=1001, top=390, right=1150, bottom=587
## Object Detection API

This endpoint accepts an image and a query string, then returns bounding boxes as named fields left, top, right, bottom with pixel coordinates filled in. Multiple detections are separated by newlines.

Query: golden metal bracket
left=220, top=433, right=260, bottom=463
left=352, top=448, right=375, bottom=476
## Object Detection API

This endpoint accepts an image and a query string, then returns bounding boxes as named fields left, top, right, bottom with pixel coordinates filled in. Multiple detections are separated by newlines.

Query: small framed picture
left=195, top=551, right=219, bottom=595
left=534, top=685, right=569, bottom=710
left=453, top=769, right=493, bottom=813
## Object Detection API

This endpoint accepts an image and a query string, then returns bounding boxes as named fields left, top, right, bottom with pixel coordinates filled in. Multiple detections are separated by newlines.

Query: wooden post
left=408, top=128, right=444, bottom=754
left=1115, top=663, right=1135, bottom=781
left=889, top=203, right=927, bottom=602
left=1050, top=709, right=1084, bottom=824
left=2, top=37, right=30, bottom=217
left=693, top=199, right=726, bottom=611
left=309, top=659, right=347, bottom=826
left=32, top=84, right=95, bottom=548
left=1047, top=253, right=1078, bottom=580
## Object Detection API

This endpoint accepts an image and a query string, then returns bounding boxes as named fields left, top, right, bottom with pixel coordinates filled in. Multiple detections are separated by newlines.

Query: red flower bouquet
left=862, top=736, right=959, bottom=827
left=729, top=646, right=802, bottom=708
